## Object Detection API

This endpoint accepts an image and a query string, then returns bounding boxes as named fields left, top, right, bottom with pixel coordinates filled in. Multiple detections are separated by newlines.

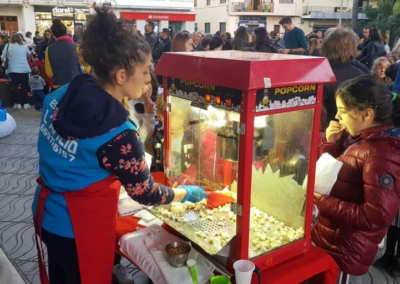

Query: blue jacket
left=0, top=43, right=31, bottom=74
left=32, top=75, right=135, bottom=238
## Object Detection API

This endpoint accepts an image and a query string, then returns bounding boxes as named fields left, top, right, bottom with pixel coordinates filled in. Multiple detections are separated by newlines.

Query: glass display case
left=154, top=51, right=335, bottom=272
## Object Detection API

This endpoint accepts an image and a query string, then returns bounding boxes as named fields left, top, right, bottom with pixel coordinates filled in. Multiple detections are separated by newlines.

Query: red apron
left=34, top=176, right=121, bottom=284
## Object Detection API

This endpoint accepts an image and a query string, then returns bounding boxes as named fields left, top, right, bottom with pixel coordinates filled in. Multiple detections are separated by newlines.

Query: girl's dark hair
left=150, top=70, right=159, bottom=102
left=51, top=19, right=67, bottom=38
left=336, top=75, right=400, bottom=126
left=171, top=31, right=191, bottom=52
left=199, top=37, right=211, bottom=50
left=209, top=36, right=223, bottom=50
left=26, top=32, right=32, bottom=38
left=254, top=27, right=269, bottom=47
left=10, top=33, right=23, bottom=45
left=232, top=26, right=248, bottom=51
left=43, top=29, right=53, bottom=44
left=369, top=28, right=381, bottom=42
left=80, top=3, right=151, bottom=83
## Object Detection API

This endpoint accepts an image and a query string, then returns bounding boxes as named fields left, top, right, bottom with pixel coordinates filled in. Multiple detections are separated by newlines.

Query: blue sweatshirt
left=284, top=27, right=308, bottom=55
left=0, top=43, right=31, bottom=73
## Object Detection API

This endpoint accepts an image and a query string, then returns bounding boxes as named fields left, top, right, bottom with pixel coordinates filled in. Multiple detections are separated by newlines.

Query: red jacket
left=312, top=125, right=400, bottom=275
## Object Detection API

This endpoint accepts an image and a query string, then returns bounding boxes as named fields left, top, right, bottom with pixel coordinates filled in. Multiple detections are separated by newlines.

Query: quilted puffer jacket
left=312, top=125, right=400, bottom=275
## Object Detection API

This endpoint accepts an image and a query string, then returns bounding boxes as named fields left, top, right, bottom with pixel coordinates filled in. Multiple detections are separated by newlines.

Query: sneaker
left=15, top=104, right=22, bottom=110
left=23, top=104, right=30, bottom=110
left=112, top=264, right=134, bottom=284
left=374, top=252, right=394, bottom=268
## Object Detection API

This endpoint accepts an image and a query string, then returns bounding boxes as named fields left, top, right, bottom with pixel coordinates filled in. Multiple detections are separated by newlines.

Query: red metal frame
left=156, top=51, right=335, bottom=273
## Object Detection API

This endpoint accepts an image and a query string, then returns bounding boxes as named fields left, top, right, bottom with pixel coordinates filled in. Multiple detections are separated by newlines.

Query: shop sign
left=120, top=12, right=196, bottom=22
left=239, top=16, right=266, bottom=21
left=34, top=6, right=90, bottom=14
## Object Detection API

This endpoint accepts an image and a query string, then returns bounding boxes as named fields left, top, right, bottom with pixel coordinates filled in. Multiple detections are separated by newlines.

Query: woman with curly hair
left=32, top=4, right=206, bottom=284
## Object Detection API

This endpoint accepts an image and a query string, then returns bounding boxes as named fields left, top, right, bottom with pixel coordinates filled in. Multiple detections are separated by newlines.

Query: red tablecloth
left=115, top=171, right=339, bottom=283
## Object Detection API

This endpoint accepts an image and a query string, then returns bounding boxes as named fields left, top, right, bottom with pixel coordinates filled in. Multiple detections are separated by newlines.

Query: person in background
left=253, top=27, right=277, bottom=53
left=385, top=63, right=400, bottom=90
left=171, top=32, right=193, bottom=52
left=0, top=34, right=8, bottom=56
left=313, top=75, right=400, bottom=283
left=33, top=31, right=42, bottom=45
left=278, top=16, right=308, bottom=55
left=45, top=19, right=89, bottom=90
left=215, top=31, right=221, bottom=37
left=38, top=29, right=55, bottom=61
left=191, top=31, right=203, bottom=50
left=73, top=25, right=83, bottom=43
left=317, top=30, right=324, bottom=40
left=144, top=21, right=158, bottom=49
left=221, top=32, right=232, bottom=50
left=269, top=31, right=285, bottom=49
left=308, top=38, right=321, bottom=56
left=371, top=57, right=390, bottom=83
left=357, top=26, right=370, bottom=50
left=160, top=28, right=171, bottom=53
left=391, top=39, right=400, bottom=62
left=25, top=32, right=34, bottom=48
left=320, top=29, right=366, bottom=124
left=232, top=26, right=249, bottom=51
left=32, top=4, right=206, bottom=284
left=29, top=66, right=46, bottom=111
left=1, top=33, right=31, bottom=110
left=196, top=37, right=211, bottom=51
left=127, top=70, right=158, bottom=146
left=359, top=28, right=386, bottom=69
left=209, top=36, right=223, bottom=51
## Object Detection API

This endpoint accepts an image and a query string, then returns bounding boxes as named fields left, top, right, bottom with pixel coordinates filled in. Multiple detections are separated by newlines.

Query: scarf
left=56, top=35, right=74, bottom=43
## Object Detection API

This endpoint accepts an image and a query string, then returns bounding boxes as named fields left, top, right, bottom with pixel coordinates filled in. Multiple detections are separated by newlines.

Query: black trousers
left=8, top=73, right=29, bottom=105
left=42, top=229, right=121, bottom=284
left=42, top=229, right=81, bottom=284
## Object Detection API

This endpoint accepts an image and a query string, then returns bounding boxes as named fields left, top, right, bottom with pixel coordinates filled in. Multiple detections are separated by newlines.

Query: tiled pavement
left=0, top=108, right=400, bottom=284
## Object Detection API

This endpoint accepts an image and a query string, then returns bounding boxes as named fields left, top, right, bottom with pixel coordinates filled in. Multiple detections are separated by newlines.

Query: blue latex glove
left=180, top=185, right=208, bottom=203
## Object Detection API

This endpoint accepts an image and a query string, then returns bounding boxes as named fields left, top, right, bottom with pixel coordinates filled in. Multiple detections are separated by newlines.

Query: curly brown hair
left=320, top=28, right=359, bottom=63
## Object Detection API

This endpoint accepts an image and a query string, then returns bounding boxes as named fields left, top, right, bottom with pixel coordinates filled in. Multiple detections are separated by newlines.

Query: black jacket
left=359, top=41, right=386, bottom=69
left=323, top=61, right=366, bottom=124
left=255, top=43, right=277, bottom=53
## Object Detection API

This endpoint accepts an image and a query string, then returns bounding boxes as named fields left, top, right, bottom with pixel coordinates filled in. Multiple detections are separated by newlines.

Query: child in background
left=386, top=63, right=400, bottom=90
left=28, top=67, right=46, bottom=111
left=371, top=57, right=390, bottom=83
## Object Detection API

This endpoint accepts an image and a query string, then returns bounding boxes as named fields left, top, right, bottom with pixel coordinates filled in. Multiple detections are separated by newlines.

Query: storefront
left=237, top=16, right=266, bottom=33
left=120, top=12, right=196, bottom=35
left=34, top=6, right=90, bottom=36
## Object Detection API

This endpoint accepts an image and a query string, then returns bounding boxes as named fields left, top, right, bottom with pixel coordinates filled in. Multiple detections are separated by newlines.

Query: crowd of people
left=1, top=5, right=400, bottom=284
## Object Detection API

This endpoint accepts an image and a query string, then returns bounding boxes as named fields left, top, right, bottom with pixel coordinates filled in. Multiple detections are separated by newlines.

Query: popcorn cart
left=154, top=51, right=336, bottom=275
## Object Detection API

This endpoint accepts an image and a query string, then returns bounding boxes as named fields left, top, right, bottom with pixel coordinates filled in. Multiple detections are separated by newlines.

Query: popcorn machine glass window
left=249, top=109, right=313, bottom=258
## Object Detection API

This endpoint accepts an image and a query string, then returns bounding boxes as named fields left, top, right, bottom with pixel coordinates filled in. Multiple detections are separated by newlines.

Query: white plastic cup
left=233, top=260, right=255, bottom=284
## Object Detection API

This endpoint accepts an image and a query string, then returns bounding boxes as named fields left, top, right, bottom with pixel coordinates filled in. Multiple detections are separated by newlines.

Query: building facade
left=102, top=0, right=196, bottom=35
left=301, top=0, right=369, bottom=34
left=195, top=0, right=302, bottom=35
left=0, top=0, right=90, bottom=35
left=194, top=0, right=368, bottom=36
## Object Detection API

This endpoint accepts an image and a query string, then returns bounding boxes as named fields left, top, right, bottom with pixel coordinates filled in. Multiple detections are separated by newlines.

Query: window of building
left=0, top=16, right=18, bottom=35
left=220, top=0, right=227, bottom=3
left=274, top=25, right=280, bottom=34
left=195, top=23, right=198, bottom=31
left=194, top=0, right=197, bottom=7
left=280, top=0, right=293, bottom=3
left=220, top=22, right=226, bottom=32
left=206, top=0, right=211, bottom=5
left=205, top=23, right=210, bottom=33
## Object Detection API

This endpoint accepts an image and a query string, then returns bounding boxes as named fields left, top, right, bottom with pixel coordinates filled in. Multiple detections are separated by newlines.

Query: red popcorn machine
left=154, top=51, right=336, bottom=274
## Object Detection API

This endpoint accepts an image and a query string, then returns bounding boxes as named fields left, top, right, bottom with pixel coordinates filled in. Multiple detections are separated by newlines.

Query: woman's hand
left=326, top=121, right=344, bottom=143
left=143, top=93, right=155, bottom=114
left=313, top=192, right=322, bottom=204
